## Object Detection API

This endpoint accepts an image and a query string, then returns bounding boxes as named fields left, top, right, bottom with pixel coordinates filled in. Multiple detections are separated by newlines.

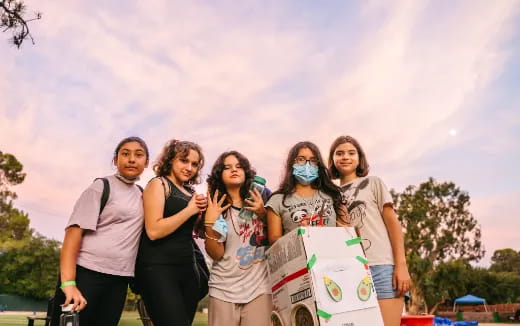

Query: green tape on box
left=297, top=228, right=306, bottom=235
left=356, top=255, right=368, bottom=264
left=317, top=309, right=332, bottom=320
left=307, top=254, right=317, bottom=270
left=346, top=237, right=361, bottom=246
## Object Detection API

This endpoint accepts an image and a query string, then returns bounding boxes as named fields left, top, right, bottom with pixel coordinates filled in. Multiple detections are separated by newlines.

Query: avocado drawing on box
left=357, top=275, right=372, bottom=301
left=323, top=275, right=343, bottom=302
left=312, top=258, right=378, bottom=314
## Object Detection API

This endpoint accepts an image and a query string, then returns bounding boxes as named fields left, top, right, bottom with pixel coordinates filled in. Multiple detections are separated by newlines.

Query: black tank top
left=137, top=177, right=197, bottom=265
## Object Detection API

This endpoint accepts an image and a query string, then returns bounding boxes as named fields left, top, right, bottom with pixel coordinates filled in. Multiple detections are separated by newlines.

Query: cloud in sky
left=1, top=0, right=519, bottom=265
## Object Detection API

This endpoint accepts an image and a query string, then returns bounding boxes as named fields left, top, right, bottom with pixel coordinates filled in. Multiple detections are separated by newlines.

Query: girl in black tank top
left=137, top=177, right=198, bottom=264
left=135, top=140, right=208, bottom=326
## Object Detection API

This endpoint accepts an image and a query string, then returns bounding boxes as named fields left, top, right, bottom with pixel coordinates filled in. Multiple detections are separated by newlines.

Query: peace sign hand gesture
left=205, top=189, right=232, bottom=224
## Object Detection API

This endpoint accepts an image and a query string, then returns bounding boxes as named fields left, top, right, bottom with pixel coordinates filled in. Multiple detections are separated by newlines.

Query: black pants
left=51, top=265, right=129, bottom=326
left=137, top=263, right=199, bottom=326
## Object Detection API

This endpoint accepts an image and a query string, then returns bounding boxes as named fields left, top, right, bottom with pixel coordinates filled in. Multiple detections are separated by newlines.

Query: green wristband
left=60, top=281, right=76, bottom=288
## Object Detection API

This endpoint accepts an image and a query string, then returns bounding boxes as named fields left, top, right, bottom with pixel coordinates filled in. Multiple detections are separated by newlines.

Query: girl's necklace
left=231, top=214, right=242, bottom=236
left=229, top=208, right=245, bottom=236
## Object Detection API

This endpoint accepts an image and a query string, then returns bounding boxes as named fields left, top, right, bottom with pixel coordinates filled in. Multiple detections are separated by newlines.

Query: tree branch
left=0, top=0, right=41, bottom=48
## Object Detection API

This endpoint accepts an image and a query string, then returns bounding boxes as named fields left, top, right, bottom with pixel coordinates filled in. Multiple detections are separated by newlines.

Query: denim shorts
left=369, top=264, right=397, bottom=299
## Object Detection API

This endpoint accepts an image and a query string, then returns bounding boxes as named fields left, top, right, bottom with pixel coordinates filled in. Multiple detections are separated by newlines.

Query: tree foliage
left=0, top=201, right=31, bottom=250
left=0, top=234, right=60, bottom=298
left=0, top=150, right=60, bottom=299
left=392, top=177, right=485, bottom=313
left=0, top=150, right=26, bottom=200
left=393, top=177, right=484, bottom=262
left=489, top=248, right=520, bottom=274
left=423, top=259, right=470, bottom=313
left=0, top=0, right=41, bottom=48
left=0, top=150, right=30, bottom=250
left=465, top=267, right=520, bottom=304
left=422, top=255, right=520, bottom=312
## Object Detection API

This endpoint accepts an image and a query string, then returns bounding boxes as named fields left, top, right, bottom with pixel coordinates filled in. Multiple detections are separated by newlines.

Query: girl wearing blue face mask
left=266, top=141, right=348, bottom=244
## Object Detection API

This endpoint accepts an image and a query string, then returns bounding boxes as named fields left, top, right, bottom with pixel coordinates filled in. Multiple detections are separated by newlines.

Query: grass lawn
left=0, top=311, right=208, bottom=325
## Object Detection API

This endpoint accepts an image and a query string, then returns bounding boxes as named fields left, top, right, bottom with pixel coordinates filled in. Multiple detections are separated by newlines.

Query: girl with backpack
left=55, top=136, right=149, bottom=325
left=328, top=135, right=410, bottom=326
left=203, top=151, right=272, bottom=326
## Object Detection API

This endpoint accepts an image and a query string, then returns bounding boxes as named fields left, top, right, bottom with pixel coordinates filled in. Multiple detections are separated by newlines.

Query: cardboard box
left=266, top=227, right=384, bottom=326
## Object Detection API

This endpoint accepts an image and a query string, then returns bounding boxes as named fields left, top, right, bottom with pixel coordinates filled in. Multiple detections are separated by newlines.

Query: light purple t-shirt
left=66, top=175, right=144, bottom=276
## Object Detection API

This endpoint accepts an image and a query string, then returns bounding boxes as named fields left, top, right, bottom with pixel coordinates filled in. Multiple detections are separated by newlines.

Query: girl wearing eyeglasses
left=266, top=141, right=347, bottom=244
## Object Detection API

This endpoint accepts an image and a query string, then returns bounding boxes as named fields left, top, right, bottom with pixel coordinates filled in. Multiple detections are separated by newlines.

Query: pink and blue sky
left=1, top=1, right=519, bottom=266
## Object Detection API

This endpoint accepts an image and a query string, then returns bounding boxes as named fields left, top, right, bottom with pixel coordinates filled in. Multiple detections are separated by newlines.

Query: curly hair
left=328, top=135, right=369, bottom=179
left=206, top=151, right=256, bottom=207
left=153, top=139, right=204, bottom=184
left=273, top=141, right=344, bottom=213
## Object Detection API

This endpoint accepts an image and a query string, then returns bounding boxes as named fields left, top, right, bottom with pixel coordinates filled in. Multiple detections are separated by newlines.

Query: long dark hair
left=328, top=135, right=369, bottom=179
left=206, top=151, right=256, bottom=207
left=153, top=139, right=204, bottom=184
left=195, top=151, right=257, bottom=238
left=274, top=141, right=343, bottom=212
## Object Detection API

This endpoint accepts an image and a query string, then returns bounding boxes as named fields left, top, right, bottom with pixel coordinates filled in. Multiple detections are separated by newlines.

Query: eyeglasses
left=294, top=156, right=319, bottom=166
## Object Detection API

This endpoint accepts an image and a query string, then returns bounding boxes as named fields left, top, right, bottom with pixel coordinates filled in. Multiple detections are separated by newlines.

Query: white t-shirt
left=67, top=175, right=144, bottom=276
left=208, top=207, right=270, bottom=303
left=340, top=176, right=394, bottom=265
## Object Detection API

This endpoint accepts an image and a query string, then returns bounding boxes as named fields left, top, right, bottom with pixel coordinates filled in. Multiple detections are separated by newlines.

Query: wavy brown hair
left=328, top=135, right=369, bottom=179
left=206, top=151, right=256, bottom=207
left=273, top=141, right=344, bottom=213
left=153, top=139, right=204, bottom=184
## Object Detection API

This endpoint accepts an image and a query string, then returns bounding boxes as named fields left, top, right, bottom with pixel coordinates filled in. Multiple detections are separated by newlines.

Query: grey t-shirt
left=209, top=207, right=271, bottom=303
left=265, top=191, right=336, bottom=235
left=67, top=175, right=144, bottom=276
left=340, top=176, right=394, bottom=265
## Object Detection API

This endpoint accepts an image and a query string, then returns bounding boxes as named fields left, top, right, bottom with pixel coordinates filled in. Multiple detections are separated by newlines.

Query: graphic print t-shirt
left=266, top=191, right=337, bottom=235
left=208, top=207, right=270, bottom=303
left=340, top=176, right=394, bottom=265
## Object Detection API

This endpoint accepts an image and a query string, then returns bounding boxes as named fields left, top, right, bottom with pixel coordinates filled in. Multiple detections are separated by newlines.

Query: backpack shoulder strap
left=95, top=178, right=143, bottom=218
left=94, top=177, right=110, bottom=216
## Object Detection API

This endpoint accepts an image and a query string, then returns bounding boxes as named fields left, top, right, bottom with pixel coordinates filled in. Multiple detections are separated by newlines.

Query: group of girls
left=54, top=135, right=410, bottom=326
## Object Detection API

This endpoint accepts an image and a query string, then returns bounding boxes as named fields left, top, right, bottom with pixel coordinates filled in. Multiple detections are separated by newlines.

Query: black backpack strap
left=94, top=177, right=110, bottom=216
left=96, top=178, right=143, bottom=217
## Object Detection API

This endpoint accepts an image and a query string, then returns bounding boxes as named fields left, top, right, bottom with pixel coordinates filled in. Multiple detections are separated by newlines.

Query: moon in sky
left=449, top=129, right=457, bottom=136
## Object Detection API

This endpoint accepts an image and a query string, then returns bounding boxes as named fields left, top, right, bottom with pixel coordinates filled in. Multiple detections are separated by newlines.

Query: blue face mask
left=292, top=162, right=319, bottom=185
left=211, top=215, right=227, bottom=242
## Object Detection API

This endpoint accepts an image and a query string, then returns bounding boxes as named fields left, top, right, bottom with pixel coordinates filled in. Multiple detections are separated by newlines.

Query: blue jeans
left=369, top=264, right=398, bottom=299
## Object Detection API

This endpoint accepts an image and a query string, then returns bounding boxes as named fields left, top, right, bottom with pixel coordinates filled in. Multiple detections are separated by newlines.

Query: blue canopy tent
left=453, top=294, right=488, bottom=312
